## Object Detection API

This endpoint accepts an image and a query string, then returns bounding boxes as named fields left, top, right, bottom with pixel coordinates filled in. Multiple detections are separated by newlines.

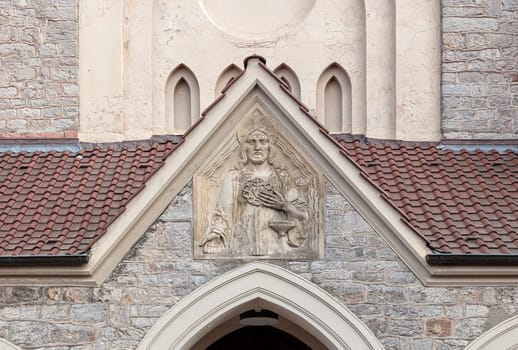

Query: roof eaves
left=0, top=253, right=90, bottom=266
left=427, top=254, right=518, bottom=265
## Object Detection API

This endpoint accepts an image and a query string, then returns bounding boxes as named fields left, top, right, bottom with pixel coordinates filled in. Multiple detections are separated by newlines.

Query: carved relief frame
left=194, top=105, right=323, bottom=259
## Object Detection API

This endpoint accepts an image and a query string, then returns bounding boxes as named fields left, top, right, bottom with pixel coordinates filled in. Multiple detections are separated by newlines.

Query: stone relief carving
left=194, top=108, right=323, bottom=259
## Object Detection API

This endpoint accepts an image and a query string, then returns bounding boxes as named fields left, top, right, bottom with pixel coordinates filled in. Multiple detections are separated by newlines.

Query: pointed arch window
left=316, top=63, right=352, bottom=133
left=165, top=64, right=200, bottom=133
left=273, top=64, right=301, bottom=99
left=215, top=64, right=242, bottom=97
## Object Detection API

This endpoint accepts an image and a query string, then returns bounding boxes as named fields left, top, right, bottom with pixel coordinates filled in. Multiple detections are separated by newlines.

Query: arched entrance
left=137, top=262, right=384, bottom=350
left=465, top=314, right=518, bottom=350
left=206, top=326, right=311, bottom=350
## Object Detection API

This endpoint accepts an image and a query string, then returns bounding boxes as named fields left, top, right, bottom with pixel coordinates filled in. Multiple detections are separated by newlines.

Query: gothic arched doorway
left=137, top=262, right=384, bottom=350
left=206, top=326, right=311, bottom=350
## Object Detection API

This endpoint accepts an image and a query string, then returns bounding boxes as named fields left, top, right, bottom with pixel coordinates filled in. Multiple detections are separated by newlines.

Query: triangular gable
left=2, top=56, right=517, bottom=286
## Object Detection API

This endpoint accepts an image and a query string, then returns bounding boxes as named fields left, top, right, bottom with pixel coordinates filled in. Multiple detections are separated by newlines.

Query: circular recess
left=199, top=0, right=316, bottom=40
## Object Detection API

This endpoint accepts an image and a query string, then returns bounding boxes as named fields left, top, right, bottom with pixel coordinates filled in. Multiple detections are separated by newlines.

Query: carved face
left=244, top=130, right=270, bottom=164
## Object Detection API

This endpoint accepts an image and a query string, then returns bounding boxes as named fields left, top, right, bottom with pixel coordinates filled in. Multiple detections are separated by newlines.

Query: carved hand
left=259, top=190, right=308, bottom=221
left=258, top=190, right=285, bottom=210
left=199, top=232, right=224, bottom=254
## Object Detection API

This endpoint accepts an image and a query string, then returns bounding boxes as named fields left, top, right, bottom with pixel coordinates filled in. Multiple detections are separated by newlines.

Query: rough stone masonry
left=441, top=0, right=518, bottom=139
left=0, top=0, right=78, bottom=138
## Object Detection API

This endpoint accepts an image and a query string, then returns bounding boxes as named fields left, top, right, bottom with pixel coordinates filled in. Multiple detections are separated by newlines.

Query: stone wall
left=0, top=0, right=78, bottom=138
left=1, top=183, right=518, bottom=349
left=441, top=0, right=518, bottom=139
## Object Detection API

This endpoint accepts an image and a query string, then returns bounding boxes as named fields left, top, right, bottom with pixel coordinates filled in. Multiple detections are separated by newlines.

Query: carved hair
left=236, top=110, right=278, bottom=145
left=236, top=129, right=276, bottom=168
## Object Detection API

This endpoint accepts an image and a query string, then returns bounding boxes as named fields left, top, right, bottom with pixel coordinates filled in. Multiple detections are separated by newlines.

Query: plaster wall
left=78, top=0, right=441, bottom=142
left=1, top=184, right=518, bottom=349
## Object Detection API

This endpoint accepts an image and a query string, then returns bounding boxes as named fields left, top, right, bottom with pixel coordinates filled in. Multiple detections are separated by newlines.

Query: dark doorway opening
left=206, top=326, right=312, bottom=350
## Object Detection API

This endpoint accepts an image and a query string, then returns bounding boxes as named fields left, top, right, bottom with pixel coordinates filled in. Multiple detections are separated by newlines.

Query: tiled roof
left=1, top=55, right=517, bottom=262
left=0, top=140, right=178, bottom=257
left=336, top=136, right=518, bottom=255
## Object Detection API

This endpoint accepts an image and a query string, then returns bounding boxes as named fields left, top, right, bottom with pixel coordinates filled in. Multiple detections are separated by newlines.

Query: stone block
left=38, top=43, right=57, bottom=56
left=488, top=95, right=511, bottom=107
left=19, top=108, right=41, bottom=118
left=59, top=6, right=78, bottom=21
left=63, top=82, right=78, bottom=95
left=0, top=86, right=17, bottom=97
left=7, top=321, right=50, bottom=346
left=442, top=84, right=471, bottom=95
left=454, top=318, right=486, bottom=338
left=443, top=17, right=498, bottom=32
left=70, top=304, right=108, bottom=323
left=0, top=109, right=17, bottom=118
left=344, top=211, right=371, bottom=232
left=41, top=304, right=70, bottom=321
left=480, top=48, right=500, bottom=59
left=488, top=34, right=514, bottom=46
left=50, top=65, right=78, bottom=81
left=19, top=27, right=39, bottom=44
left=53, top=118, right=78, bottom=129
left=458, top=72, right=485, bottom=83
left=425, top=318, right=453, bottom=337
left=0, top=287, right=41, bottom=304
left=160, top=186, right=193, bottom=221
left=457, top=50, right=480, bottom=60
left=465, top=304, right=490, bottom=317
left=42, top=106, right=62, bottom=118
left=49, top=323, right=96, bottom=344
left=353, top=271, right=384, bottom=282
left=46, top=20, right=76, bottom=41
left=368, top=285, right=407, bottom=304
left=410, top=287, right=457, bottom=304
left=467, top=33, right=489, bottom=48
left=503, top=0, right=518, bottom=8
left=385, top=271, right=417, bottom=285
left=62, top=288, right=92, bottom=303
left=467, top=59, right=495, bottom=71
left=387, top=318, right=424, bottom=337
left=36, top=6, right=59, bottom=19
left=0, top=305, right=40, bottom=319
left=336, top=282, right=366, bottom=303
left=413, top=338, right=434, bottom=350
left=108, top=305, right=130, bottom=328
left=442, top=33, right=466, bottom=49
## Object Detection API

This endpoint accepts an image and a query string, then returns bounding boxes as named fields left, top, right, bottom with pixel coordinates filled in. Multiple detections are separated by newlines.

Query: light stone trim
left=465, top=315, right=518, bottom=350
left=273, top=63, right=301, bottom=99
left=0, top=57, right=515, bottom=286
left=215, top=64, right=242, bottom=97
left=137, top=262, right=385, bottom=350
left=365, top=0, right=395, bottom=140
left=0, top=338, right=22, bottom=350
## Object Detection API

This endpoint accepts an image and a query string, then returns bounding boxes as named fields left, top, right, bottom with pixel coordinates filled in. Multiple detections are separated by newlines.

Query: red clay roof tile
left=0, top=139, right=178, bottom=257
left=336, top=135, right=518, bottom=255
